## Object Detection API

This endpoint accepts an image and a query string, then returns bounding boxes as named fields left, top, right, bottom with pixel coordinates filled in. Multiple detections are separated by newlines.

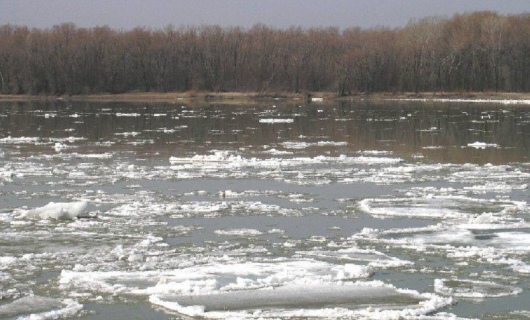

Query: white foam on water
left=434, top=278, right=522, bottom=298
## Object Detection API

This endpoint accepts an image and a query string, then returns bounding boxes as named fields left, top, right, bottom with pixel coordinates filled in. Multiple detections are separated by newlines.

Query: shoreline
left=1, top=91, right=530, bottom=104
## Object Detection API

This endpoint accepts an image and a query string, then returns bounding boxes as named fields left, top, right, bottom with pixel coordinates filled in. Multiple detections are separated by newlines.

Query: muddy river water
left=0, top=100, right=529, bottom=319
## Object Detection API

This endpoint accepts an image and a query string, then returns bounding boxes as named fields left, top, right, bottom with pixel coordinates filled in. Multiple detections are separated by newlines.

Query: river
left=0, top=99, right=529, bottom=319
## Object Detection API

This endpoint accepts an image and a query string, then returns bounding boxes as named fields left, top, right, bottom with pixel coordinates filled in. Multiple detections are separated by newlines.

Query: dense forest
left=0, top=11, right=529, bottom=95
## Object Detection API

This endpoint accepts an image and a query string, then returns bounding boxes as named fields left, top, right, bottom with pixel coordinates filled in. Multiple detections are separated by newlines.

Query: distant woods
left=0, top=11, right=529, bottom=95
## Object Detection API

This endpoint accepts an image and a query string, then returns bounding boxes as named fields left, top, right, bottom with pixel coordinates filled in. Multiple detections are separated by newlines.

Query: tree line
left=0, top=11, right=529, bottom=95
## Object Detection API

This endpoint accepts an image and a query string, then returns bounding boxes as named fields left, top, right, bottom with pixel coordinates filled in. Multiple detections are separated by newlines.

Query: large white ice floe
left=58, top=259, right=452, bottom=319
left=356, top=195, right=510, bottom=220
left=149, top=282, right=450, bottom=319
left=0, top=295, right=82, bottom=319
left=19, top=201, right=89, bottom=220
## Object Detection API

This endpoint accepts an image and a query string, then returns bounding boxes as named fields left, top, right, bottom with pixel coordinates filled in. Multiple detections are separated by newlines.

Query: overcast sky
left=1, top=0, right=529, bottom=30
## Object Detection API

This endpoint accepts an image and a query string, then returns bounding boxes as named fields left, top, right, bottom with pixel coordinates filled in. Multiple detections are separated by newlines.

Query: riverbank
left=1, top=91, right=530, bottom=104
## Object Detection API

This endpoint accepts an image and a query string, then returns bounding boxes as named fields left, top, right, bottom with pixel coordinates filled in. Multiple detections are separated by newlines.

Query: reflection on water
left=1, top=100, right=529, bottom=163
left=0, top=100, right=529, bottom=320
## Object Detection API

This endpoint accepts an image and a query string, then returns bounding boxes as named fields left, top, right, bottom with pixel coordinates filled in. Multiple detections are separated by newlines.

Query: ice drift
left=20, top=201, right=88, bottom=220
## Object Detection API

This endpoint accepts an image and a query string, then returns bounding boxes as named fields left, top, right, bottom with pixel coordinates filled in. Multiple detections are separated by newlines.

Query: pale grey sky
left=1, top=0, right=529, bottom=30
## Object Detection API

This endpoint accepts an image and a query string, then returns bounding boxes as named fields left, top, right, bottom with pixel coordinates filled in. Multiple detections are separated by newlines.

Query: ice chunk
left=153, top=283, right=422, bottom=312
left=53, top=142, right=69, bottom=152
left=388, top=98, right=530, bottom=105
left=259, top=118, right=294, bottom=123
left=0, top=295, right=78, bottom=319
left=0, top=136, right=40, bottom=144
left=467, top=142, right=499, bottom=149
left=150, top=282, right=452, bottom=319
left=435, top=278, right=522, bottom=298
left=20, top=201, right=88, bottom=220
left=214, top=229, right=263, bottom=237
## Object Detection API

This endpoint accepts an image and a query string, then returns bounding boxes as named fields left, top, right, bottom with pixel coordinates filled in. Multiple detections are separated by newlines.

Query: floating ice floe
left=214, top=228, right=263, bottom=237
left=115, top=131, right=141, bottom=137
left=115, top=113, right=141, bottom=117
left=359, top=193, right=527, bottom=220
left=388, top=98, right=530, bottom=105
left=259, top=118, right=295, bottom=124
left=281, top=141, right=312, bottom=149
left=263, top=148, right=294, bottom=155
left=59, top=259, right=452, bottom=319
left=42, top=152, right=114, bottom=159
left=359, top=150, right=393, bottom=156
left=149, top=281, right=452, bottom=319
left=0, top=168, right=15, bottom=182
left=169, top=151, right=402, bottom=169
left=297, top=247, right=413, bottom=268
left=463, top=182, right=528, bottom=193
left=0, top=296, right=82, bottom=319
left=434, top=278, right=522, bottom=298
left=316, top=141, right=347, bottom=146
left=19, top=201, right=89, bottom=220
left=0, top=136, right=40, bottom=144
left=466, top=142, right=499, bottom=149
left=53, top=142, right=70, bottom=152
left=281, top=141, right=347, bottom=149
left=149, top=282, right=442, bottom=319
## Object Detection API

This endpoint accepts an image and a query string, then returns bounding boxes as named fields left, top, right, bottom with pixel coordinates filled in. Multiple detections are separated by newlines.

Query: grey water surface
left=0, top=100, right=529, bottom=319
